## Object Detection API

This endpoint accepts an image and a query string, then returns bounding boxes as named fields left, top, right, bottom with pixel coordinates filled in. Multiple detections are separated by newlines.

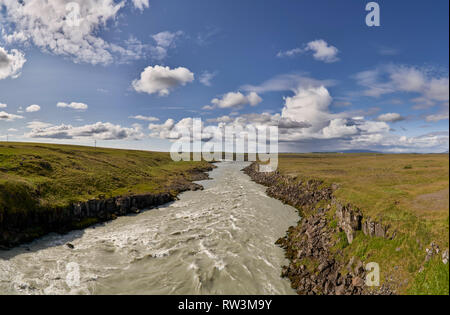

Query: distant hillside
left=309, top=150, right=382, bottom=154
left=336, top=149, right=381, bottom=154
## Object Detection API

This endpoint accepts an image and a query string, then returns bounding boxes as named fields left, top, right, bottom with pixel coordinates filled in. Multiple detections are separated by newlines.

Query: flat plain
left=277, top=153, right=449, bottom=294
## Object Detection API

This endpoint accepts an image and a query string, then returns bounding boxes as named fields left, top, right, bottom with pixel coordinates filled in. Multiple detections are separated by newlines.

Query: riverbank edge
left=0, top=164, right=215, bottom=249
left=243, top=162, right=395, bottom=295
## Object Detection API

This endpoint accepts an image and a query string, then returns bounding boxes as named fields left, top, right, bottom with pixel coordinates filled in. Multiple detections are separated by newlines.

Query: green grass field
left=0, top=142, right=211, bottom=213
left=1, top=144, right=448, bottom=293
left=277, top=153, right=449, bottom=295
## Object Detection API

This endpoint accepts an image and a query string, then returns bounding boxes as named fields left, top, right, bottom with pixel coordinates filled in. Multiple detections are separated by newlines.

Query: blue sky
left=0, top=0, right=448, bottom=152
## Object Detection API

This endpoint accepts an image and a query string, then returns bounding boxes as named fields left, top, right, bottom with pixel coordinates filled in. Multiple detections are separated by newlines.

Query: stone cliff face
left=0, top=166, right=213, bottom=249
left=334, top=200, right=393, bottom=244
left=243, top=163, right=393, bottom=295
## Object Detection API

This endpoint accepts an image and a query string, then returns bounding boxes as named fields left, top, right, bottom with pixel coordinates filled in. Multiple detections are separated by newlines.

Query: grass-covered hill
left=0, top=142, right=212, bottom=207
left=277, top=153, right=449, bottom=295
left=0, top=142, right=212, bottom=246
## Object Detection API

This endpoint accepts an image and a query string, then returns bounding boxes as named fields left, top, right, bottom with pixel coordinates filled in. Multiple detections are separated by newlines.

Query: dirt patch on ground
left=409, top=189, right=449, bottom=218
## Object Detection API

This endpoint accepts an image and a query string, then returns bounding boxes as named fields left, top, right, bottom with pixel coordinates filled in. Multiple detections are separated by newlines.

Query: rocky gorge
left=0, top=165, right=214, bottom=249
left=243, top=162, right=395, bottom=295
left=0, top=161, right=301, bottom=295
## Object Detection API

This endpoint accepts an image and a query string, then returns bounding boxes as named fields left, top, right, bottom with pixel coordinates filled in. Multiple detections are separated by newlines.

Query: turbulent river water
left=0, top=162, right=299, bottom=295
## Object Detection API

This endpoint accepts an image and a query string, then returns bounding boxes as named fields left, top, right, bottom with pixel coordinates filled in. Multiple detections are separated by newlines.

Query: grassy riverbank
left=0, top=142, right=213, bottom=246
left=277, top=153, right=449, bottom=295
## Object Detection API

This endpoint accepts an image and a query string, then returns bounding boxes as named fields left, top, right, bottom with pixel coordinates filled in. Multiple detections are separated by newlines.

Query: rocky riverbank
left=243, top=163, right=394, bottom=295
left=0, top=165, right=214, bottom=249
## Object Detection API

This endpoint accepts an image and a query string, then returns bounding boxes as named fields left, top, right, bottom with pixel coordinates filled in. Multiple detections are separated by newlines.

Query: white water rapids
left=0, top=162, right=299, bottom=295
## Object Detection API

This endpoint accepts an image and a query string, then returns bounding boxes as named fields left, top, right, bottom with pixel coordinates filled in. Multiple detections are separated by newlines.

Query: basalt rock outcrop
left=334, top=200, right=393, bottom=243
left=243, top=163, right=394, bottom=295
left=243, top=165, right=333, bottom=212
left=0, top=165, right=213, bottom=249
left=277, top=208, right=367, bottom=295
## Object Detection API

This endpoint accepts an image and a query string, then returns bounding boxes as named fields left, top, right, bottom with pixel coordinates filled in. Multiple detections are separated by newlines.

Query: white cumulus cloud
left=26, top=121, right=144, bottom=140
left=276, top=40, right=339, bottom=63
left=27, top=121, right=53, bottom=129
left=146, top=80, right=447, bottom=152
left=57, top=102, right=88, bottom=110
left=305, top=39, right=339, bottom=63
left=132, top=0, right=149, bottom=11
left=0, top=0, right=149, bottom=65
left=132, top=65, right=194, bottom=96
left=26, top=104, right=41, bottom=112
left=0, top=46, right=26, bottom=79
left=376, top=113, right=406, bottom=122
left=205, top=91, right=262, bottom=110
left=0, top=111, right=24, bottom=121
left=129, top=115, right=159, bottom=122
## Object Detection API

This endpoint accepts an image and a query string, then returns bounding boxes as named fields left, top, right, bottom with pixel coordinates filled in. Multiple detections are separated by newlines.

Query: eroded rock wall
left=0, top=167, right=212, bottom=249
left=243, top=162, right=393, bottom=295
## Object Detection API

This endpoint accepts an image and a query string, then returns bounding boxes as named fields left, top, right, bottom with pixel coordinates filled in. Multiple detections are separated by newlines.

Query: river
left=0, top=162, right=298, bottom=295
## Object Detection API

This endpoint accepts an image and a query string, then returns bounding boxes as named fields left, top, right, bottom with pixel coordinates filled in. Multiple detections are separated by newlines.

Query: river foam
left=0, top=162, right=298, bottom=295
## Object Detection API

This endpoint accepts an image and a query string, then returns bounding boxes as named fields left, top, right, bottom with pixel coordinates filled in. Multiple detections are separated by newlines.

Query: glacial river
left=0, top=162, right=298, bottom=295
